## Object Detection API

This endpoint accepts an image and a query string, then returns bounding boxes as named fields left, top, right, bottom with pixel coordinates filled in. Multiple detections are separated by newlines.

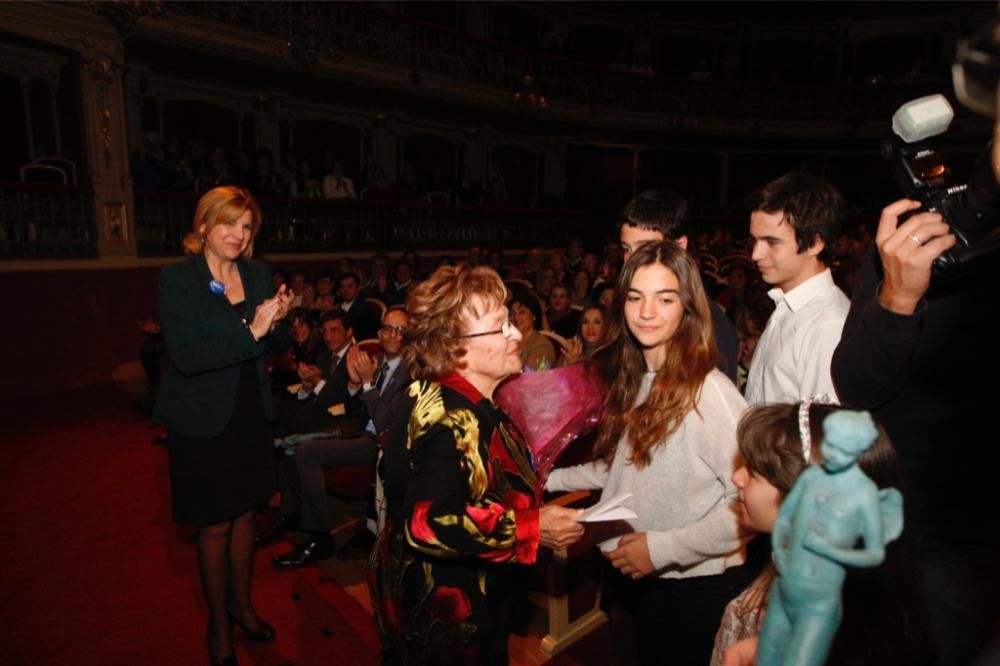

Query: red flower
left=425, top=585, right=473, bottom=624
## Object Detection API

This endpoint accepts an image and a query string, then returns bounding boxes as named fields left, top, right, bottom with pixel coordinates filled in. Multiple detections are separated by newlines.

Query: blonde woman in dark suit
left=154, top=186, right=291, bottom=665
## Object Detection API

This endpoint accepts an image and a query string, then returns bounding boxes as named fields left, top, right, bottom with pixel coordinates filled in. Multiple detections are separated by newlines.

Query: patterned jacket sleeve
left=402, top=389, right=540, bottom=565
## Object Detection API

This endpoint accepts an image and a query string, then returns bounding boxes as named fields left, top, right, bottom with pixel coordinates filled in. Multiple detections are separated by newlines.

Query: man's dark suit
left=275, top=346, right=363, bottom=439
left=278, top=355, right=412, bottom=532
left=342, top=299, right=380, bottom=341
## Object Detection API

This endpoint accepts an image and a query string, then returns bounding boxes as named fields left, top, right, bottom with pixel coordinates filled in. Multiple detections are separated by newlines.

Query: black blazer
left=355, top=356, right=412, bottom=435
left=152, top=254, right=288, bottom=438
left=314, top=346, right=353, bottom=410
left=274, top=345, right=363, bottom=438
left=344, top=299, right=381, bottom=341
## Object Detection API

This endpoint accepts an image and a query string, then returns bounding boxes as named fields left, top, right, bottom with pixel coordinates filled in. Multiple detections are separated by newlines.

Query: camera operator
left=831, top=22, right=1000, bottom=666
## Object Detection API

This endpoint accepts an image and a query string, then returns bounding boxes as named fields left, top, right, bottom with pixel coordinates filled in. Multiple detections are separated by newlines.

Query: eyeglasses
left=458, top=320, right=516, bottom=339
left=379, top=325, right=408, bottom=337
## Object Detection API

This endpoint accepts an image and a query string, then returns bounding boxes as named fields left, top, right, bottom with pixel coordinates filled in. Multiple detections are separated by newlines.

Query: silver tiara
left=798, top=394, right=832, bottom=463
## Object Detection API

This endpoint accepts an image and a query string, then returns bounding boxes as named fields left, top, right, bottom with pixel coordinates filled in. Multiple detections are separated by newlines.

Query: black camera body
left=883, top=95, right=1000, bottom=274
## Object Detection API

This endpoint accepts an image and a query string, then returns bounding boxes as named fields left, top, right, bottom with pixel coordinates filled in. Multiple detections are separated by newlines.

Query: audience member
left=289, top=160, right=321, bottom=198
left=569, top=268, right=593, bottom=308
left=549, top=252, right=570, bottom=287
left=547, top=284, right=579, bottom=340
left=361, top=253, right=391, bottom=301
left=244, top=148, right=284, bottom=197
left=452, top=165, right=481, bottom=206
left=363, top=165, right=394, bottom=203
left=396, top=162, right=423, bottom=204
left=274, top=309, right=362, bottom=439
left=288, top=270, right=309, bottom=308
left=557, top=304, right=607, bottom=366
left=199, top=146, right=237, bottom=192
left=271, top=307, right=323, bottom=393
left=261, top=308, right=413, bottom=568
left=163, top=137, right=196, bottom=191
left=509, top=289, right=556, bottom=370
left=336, top=272, right=380, bottom=340
left=322, top=161, right=357, bottom=199
left=566, top=237, right=585, bottom=271
left=384, top=261, right=413, bottom=308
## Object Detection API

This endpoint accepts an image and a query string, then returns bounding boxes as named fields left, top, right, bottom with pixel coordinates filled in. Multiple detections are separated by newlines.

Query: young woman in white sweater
left=546, top=240, right=756, bottom=664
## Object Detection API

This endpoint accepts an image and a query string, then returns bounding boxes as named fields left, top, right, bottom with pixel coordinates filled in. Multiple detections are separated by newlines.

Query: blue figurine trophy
left=757, top=409, right=904, bottom=666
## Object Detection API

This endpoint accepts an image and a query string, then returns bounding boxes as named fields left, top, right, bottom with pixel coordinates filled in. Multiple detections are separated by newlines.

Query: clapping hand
left=297, top=362, right=322, bottom=392
left=273, top=284, right=294, bottom=321
left=249, top=285, right=293, bottom=340
left=346, top=346, right=377, bottom=386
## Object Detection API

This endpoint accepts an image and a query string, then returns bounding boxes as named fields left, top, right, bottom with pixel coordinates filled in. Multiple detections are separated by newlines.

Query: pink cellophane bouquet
left=495, top=363, right=604, bottom=480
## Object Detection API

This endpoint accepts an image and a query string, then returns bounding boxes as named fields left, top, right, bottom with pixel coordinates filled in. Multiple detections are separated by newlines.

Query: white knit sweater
left=547, top=369, right=748, bottom=578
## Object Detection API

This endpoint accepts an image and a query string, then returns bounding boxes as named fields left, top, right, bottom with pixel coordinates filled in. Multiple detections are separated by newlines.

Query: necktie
left=374, top=362, right=388, bottom=393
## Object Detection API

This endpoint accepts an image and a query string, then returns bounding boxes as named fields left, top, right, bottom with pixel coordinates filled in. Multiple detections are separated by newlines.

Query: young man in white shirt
left=744, top=171, right=849, bottom=405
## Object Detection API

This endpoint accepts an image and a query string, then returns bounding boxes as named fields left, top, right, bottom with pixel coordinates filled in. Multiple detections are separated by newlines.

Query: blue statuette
left=209, top=279, right=226, bottom=294
left=757, top=410, right=904, bottom=666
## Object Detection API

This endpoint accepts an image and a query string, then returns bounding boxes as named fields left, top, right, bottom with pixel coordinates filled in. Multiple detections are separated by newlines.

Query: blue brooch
left=209, top=279, right=226, bottom=294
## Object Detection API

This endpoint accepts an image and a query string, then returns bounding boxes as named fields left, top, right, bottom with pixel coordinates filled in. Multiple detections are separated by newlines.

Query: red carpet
left=0, top=385, right=380, bottom=666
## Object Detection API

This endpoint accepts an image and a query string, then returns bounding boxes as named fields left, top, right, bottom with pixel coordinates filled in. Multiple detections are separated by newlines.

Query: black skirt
left=167, top=359, right=275, bottom=525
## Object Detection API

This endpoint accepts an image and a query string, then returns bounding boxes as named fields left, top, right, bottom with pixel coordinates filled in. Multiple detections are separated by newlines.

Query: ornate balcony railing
left=161, top=1, right=950, bottom=125
left=134, top=192, right=584, bottom=257
left=0, top=182, right=97, bottom=260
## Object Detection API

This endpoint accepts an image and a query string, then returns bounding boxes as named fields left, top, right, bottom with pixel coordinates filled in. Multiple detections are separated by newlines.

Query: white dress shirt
left=744, top=268, right=849, bottom=405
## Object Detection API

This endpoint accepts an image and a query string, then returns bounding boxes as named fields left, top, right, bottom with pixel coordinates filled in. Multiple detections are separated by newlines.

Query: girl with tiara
left=714, top=400, right=936, bottom=666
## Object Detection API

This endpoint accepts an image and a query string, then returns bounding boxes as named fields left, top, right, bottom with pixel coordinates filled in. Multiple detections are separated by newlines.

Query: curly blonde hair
left=404, top=264, right=507, bottom=381
left=182, top=186, right=262, bottom=258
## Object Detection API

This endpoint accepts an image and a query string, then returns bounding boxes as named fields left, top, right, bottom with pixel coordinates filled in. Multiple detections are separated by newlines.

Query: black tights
left=198, top=509, right=262, bottom=658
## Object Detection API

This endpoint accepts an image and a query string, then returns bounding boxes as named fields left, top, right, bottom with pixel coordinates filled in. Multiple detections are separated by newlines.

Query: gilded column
left=79, top=43, right=135, bottom=256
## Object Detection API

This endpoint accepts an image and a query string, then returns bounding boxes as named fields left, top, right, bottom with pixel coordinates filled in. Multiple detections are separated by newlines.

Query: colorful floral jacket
left=371, top=373, right=541, bottom=665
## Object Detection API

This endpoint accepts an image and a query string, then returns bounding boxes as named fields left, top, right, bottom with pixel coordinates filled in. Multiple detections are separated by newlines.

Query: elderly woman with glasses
left=373, top=264, right=585, bottom=665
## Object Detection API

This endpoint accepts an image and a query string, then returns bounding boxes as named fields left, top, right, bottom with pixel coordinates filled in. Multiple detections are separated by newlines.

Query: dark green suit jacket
left=152, top=253, right=288, bottom=438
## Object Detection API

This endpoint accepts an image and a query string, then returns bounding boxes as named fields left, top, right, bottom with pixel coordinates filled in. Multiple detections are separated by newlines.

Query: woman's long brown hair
left=592, top=241, right=718, bottom=467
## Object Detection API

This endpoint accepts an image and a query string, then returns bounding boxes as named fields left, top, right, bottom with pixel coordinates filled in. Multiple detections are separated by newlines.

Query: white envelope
left=576, top=492, right=638, bottom=523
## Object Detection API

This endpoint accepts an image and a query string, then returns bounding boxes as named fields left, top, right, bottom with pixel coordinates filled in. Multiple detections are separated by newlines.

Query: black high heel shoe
left=230, top=615, right=276, bottom=643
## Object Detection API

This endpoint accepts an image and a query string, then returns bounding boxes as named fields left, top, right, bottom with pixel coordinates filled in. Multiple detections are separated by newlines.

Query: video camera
left=881, top=94, right=1000, bottom=274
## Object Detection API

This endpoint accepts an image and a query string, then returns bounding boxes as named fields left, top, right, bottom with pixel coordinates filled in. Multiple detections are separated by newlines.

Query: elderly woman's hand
left=539, top=505, right=585, bottom=549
